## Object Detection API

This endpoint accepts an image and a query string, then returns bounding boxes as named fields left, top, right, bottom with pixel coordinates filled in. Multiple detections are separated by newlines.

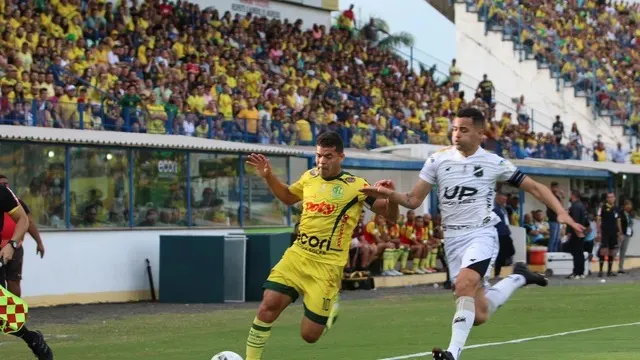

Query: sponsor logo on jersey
left=443, top=186, right=478, bottom=203
left=346, top=177, right=356, bottom=183
left=297, top=232, right=333, bottom=252
left=305, top=201, right=337, bottom=215
left=331, top=185, right=344, bottom=199
left=335, top=214, right=350, bottom=248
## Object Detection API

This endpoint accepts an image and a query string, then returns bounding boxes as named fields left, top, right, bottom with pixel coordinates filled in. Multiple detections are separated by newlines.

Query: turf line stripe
left=377, top=321, right=640, bottom=360
left=0, top=334, right=78, bottom=347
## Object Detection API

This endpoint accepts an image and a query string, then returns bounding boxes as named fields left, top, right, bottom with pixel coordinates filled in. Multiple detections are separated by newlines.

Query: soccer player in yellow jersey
left=244, top=132, right=399, bottom=360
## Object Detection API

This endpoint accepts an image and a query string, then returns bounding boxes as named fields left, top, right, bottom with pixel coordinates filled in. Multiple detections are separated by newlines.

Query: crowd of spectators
left=476, top=0, right=640, bottom=133
left=346, top=210, right=447, bottom=278
left=0, top=0, right=462, bottom=149
left=0, top=0, right=637, bottom=162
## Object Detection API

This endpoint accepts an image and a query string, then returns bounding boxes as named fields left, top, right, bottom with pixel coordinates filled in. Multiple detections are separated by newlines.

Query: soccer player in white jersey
left=361, top=107, right=584, bottom=360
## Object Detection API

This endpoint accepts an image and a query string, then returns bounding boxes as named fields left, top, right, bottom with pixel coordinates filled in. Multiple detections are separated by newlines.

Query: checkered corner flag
left=0, top=262, right=28, bottom=334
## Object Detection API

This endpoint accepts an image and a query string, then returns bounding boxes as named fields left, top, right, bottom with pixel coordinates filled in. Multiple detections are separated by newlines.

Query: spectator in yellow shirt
left=186, top=85, right=206, bottom=113
left=236, top=99, right=259, bottom=141
left=145, top=93, right=168, bottom=134
left=429, top=123, right=451, bottom=146
left=593, top=143, right=607, bottom=162
left=350, top=129, right=369, bottom=149
left=295, top=115, right=314, bottom=146
left=631, top=144, right=640, bottom=164
left=218, top=85, right=233, bottom=120
left=195, top=118, right=210, bottom=138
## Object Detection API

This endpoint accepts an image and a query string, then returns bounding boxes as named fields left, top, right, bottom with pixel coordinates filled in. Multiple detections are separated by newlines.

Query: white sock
left=485, top=274, right=526, bottom=316
left=447, top=296, right=475, bottom=360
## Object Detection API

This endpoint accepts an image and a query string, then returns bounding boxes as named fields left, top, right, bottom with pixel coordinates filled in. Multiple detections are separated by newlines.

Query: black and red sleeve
left=0, top=185, right=20, bottom=215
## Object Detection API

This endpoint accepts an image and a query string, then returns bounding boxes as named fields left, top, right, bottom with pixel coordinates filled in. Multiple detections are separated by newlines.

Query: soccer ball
left=211, top=351, right=243, bottom=360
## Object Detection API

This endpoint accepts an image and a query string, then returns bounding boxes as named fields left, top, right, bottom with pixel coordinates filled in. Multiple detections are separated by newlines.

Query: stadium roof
left=534, top=158, right=640, bottom=174
left=0, top=125, right=304, bottom=156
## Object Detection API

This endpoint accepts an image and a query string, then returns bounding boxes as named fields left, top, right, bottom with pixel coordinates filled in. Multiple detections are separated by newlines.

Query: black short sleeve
left=364, top=196, right=376, bottom=209
left=0, top=185, right=20, bottom=214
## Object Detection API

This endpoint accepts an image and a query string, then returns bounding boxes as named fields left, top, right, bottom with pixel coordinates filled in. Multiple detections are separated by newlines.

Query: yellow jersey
left=631, top=150, right=640, bottom=164
left=288, top=169, right=375, bottom=266
left=388, top=223, right=400, bottom=239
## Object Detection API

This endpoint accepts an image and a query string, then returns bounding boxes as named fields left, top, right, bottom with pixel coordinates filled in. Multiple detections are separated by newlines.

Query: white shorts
left=444, top=226, right=499, bottom=289
left=350, top=238, right=360, bottom=249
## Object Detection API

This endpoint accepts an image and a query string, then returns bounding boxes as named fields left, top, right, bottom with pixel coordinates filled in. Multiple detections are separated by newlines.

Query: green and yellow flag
left=0, top=285, right=28, bottom=334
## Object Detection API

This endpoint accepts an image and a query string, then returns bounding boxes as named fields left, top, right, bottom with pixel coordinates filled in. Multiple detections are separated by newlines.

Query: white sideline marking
left=0, top=334, right=78, bottom=347
left=377, top=322, right=640, bottom=360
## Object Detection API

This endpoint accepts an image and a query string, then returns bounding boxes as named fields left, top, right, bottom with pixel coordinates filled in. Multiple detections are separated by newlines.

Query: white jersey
left=419, top=146, right=525, bottom=237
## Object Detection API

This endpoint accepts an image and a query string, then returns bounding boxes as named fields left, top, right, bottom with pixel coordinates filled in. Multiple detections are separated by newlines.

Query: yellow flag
left=0, top=285, right=28, bottom=334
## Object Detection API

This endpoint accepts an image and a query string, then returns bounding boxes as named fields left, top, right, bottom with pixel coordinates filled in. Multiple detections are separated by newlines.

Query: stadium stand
left=459, top=0, right=640, bottom=160
left=0, top=0, right=634, bottom=162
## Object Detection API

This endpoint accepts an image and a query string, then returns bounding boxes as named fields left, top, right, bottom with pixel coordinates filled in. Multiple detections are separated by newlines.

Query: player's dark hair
left=0, top=174, right=6, bottom=180
left=317, top=131, right=344, bottom=153
left=456, top=107, right=485, bottom=129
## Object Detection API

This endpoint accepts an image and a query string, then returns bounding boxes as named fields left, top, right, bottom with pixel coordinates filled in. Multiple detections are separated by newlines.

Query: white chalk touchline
left=0, top=334, right=78, bottom=347
left=377, top=321, right=640, bottom=360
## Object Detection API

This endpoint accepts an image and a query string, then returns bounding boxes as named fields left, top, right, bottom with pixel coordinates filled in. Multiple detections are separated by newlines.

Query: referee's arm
left=0, top=186, right=29, bottom=243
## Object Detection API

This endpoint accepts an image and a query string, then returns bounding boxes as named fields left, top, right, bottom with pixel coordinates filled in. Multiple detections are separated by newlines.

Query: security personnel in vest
left=596, top=192, right=623, bottom=277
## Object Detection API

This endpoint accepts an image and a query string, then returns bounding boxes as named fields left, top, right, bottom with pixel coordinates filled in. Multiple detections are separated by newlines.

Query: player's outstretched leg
left=10, top=326, right=53, bottom=360
left=301, top=282, right=341, bottom=343
left=436, top=267, right=478, bottom=360
left=433, top=259, right=547, bottom=360
left=246, top=289, right=293, bottom=360
left=482, top=262, right=547, bottom=323
left=324, top=294, right=340, bottom=332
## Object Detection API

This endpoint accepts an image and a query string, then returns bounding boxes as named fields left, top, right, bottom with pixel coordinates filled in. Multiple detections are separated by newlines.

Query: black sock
left=599, top=259, right=604, bottom=272
left=10, top=326, right=39, bottom=345
left=608, top=261, right=613, bottom=273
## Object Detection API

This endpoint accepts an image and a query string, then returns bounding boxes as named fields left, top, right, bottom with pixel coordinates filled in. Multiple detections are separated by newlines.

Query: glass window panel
left=0, top=142, right=66, bottom=228
left=189, top=153, right=240, bottom=227
left=69, top=147, right=129, bottom=228
left=242, top=156, right=288, bottom=226
left=133, top=150, right=187, bottom=227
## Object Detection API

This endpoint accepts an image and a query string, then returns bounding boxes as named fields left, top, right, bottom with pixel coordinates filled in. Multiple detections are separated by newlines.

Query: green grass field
left=3, top=284, right=640, bottom=360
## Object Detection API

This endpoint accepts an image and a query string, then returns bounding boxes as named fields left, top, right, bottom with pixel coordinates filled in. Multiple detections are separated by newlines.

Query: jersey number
left=322, top=298, right=331, bottom=311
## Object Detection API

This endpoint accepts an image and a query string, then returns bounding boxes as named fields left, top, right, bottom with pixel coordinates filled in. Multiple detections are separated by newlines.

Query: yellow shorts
left=264, top=249, right=342, bottom=325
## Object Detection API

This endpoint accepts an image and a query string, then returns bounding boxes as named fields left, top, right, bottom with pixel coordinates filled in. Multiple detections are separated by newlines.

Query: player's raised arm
left=246, top=153, right=301, bottom=206
left=367, top=180, right=400, bottom=220
left=360, top=178, right=432, bottom=210
left=518, top=175, right=584, bottom=236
